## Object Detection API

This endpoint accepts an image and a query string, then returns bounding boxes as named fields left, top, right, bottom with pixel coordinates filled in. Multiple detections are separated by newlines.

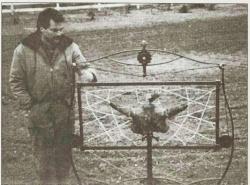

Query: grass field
left=1, top=5, right=247, bottom=185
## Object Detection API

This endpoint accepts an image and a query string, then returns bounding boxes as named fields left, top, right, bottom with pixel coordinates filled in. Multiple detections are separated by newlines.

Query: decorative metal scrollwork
left=137, top=40, right=152, bottom=77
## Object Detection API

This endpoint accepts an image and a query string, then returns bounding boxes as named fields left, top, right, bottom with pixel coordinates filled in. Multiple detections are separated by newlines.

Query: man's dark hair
left=37, top=8, right=64, bottom=31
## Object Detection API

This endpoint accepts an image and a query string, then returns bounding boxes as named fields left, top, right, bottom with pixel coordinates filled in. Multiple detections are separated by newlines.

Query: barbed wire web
left=77, top=86, right=217, bottom=147
left=73, top=85, right=231, bottom=185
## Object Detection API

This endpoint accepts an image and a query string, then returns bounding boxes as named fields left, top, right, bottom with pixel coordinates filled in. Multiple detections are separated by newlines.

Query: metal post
left=147, top=132, right=153, bottom=185
left=215, top=80, right=221, bottom=144
left=10, top=3, right=19, bottom=25
left=97, top=3, right=101, bottom=11
left=10, top=4, right=15, bottom=15
left=77, top=84, right=84, bottom=149
left=143, top=65, right=147, bottom=77
left=56, top=3, right=60, bottom=10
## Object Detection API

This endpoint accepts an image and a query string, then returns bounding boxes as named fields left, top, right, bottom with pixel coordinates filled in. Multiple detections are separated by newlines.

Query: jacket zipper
left=50, top=67, right=54, bottom=90
left=50, top=54, right=56, bottom=97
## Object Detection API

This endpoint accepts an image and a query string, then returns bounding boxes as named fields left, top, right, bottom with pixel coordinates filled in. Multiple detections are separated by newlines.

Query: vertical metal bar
left=97, top=3, right=101, bottom=11
left=143, top=65, right=147, bottom=77
left=77, top=84, right=84, bottom=150
left=215, top=80, right=221, bottom=144
left=147, top=133, right=153, bottom=185
left=56, top=3, right=60, bottom=10
left=10, top=4, right=15, bottom=15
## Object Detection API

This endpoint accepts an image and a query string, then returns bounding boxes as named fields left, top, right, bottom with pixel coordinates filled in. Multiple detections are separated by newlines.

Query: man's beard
left=45, top=36, right=62, bottom=47
left=53, top=36, right=61, bottom=43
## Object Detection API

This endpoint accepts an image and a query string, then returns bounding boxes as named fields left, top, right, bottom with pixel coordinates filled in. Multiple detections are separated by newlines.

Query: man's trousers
left=29, top=102, right=74, bottom=185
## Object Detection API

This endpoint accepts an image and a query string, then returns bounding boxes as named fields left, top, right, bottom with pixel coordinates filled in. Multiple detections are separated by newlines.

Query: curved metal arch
left=116, top=177, right=183, bottom=185
left=87, top=48, right=220, bottom=67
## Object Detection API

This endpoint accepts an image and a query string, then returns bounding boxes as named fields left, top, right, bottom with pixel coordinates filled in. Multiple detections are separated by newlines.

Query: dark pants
left=29, top=102, right=74, bottom=185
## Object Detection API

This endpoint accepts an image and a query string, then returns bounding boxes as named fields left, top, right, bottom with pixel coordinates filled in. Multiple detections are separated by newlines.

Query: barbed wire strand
left=94, top=65, right=220, bottom=77
left=87, top=49, right=220, bottom=66
left=106, top=56, right=183, bottom=66
left=95, top=67, right=144, bottom=77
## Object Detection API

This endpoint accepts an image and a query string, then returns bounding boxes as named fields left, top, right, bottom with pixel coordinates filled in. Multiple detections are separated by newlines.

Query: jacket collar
left=21, top=31, right=73, bottom=51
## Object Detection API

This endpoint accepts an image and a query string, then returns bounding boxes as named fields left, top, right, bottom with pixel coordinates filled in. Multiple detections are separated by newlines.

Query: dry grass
left=1, top=5, right=247, bottom=185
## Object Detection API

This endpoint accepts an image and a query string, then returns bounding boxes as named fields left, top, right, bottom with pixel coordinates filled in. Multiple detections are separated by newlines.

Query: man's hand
left=91, top=72, right=97, bottom=83
left=19, top=96, right=32, bottom=110
left=79, top=68, right=97, bottom=83
left=19, top=99, right=31, bottom=118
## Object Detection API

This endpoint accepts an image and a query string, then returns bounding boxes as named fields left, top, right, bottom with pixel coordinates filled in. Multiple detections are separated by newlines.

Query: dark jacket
left=9, top=32, right=96, bottom=133
left=9, top=31, right=89, bottom=108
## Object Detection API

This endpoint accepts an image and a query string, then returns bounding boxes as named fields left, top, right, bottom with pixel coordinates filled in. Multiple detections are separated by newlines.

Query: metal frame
left=215, top=80, right=221, bottom=144
left=76, top=80, right=221, bottom=185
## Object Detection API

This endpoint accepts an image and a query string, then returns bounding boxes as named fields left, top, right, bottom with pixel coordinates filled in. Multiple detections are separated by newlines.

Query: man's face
left=40, top=19, right=64, bottom=45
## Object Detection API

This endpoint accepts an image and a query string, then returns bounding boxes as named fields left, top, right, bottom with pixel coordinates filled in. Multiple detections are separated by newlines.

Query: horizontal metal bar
left=2, top=3, right=141, bottom=13
left=77, top=81, right=220, bottom=87
left=80, top=144, right=221, bottom=151
left=2, top=7, right=47, bottom=13
left=2, top=2, right=53, bottom=6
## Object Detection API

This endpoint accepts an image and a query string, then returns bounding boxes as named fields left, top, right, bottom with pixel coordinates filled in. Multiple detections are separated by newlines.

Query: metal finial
left=141, top=40, right=148, bottom=49
left=219, top=63, right=225, bottom=69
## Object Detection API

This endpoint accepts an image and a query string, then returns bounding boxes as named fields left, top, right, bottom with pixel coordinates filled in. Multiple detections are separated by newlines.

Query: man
left=9, top=8, right=96, bottom=185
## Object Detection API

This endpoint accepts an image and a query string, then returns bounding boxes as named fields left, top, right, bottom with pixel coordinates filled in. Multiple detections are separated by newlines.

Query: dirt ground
left=1, top=4, right=247, bottom=185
